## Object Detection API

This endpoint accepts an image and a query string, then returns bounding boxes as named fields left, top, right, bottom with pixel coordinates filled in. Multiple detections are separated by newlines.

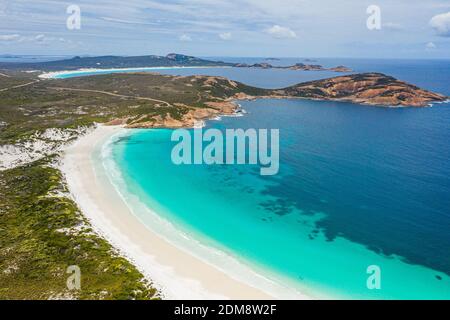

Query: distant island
left=0, top=53, right=351, bottom=73
left=235, top=62, right=352, bottom=72
left=0, top=54, right=21, bottom=59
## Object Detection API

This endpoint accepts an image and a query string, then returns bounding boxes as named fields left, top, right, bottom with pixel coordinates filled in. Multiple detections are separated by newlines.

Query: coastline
left=39, top=66, right=232, bottom=79
left=60, top=124, right=310, bottom=300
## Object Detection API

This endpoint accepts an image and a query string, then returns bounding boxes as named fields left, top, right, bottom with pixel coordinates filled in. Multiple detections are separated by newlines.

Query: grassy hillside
left=0, top=72, right=265, bottom=144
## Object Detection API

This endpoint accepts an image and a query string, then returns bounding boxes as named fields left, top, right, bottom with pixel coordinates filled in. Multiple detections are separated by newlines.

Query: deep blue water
left=238, top=98, right=450, bottom=275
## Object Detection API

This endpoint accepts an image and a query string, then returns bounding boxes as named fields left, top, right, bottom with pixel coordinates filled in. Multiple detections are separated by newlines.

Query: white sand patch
left=0, top=126, right=93, bottom=170
left=39, top=66, right=231, bottom=79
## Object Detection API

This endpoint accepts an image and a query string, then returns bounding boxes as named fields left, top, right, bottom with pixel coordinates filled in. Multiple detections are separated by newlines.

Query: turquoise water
left=52, top=66, right=232, bottom=80
left=89, top=58, right=450, bottom=299
left=106, top=98, right=450, bottom=299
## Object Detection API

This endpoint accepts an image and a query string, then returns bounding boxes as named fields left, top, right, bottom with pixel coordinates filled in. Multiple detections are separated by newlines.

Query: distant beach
left=39, top=66, right=232, bottom=79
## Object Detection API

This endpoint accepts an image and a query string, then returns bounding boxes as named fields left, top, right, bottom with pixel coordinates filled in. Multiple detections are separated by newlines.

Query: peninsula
left=0, top=70, right=446, bottom=141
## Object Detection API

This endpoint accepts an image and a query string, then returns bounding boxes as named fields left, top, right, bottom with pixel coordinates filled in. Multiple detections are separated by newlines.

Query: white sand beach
left=61, top=125, right=309, bottom=300
left=39, top=66, right=231, bottom=79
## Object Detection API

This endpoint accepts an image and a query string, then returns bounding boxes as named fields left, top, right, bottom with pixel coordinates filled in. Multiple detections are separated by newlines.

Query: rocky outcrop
left=118, top=100, right=240, bottom=129
left=235, top=62, right=352, bottom=72
left=235, top=63, right=272, bottom=69
left=328, top=65, right=352, bottom=72
left=278, top=73, right=447, bottom=107
left=288, top=63, right=325, bottom=71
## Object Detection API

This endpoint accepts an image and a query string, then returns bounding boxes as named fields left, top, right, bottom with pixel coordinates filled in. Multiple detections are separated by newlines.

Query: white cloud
left=0, top=33, right=69, bottom=45
left=426, top=41, right=436, bottom=50
left=35, top=34, right=45, bottom=42
left=430, top=12, right=450, bottom=37
left=265, top=25, right=297, bottom=39
left=179, top=34, right=192, bottom=41
left=382, top=22, right=403, bottom=31
left=219, top=32, right=232, bottom=40
left=0, top=34, right=21, bottom=41
left=33, top=34, right=68, bottom=44
left=100, top=16, right=159, bottom=26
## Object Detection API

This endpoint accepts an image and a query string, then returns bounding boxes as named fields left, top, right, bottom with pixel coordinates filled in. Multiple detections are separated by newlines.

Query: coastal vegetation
left=0, top=72, right=265, bottom=143
left=0, top=157, right=159, bottom=299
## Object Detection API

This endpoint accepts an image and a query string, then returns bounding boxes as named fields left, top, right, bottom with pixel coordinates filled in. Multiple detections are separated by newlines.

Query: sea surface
left=91, top=58, right=450, bottom=299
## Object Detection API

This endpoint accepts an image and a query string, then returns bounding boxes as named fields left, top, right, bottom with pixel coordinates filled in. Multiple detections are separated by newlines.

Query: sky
left=0, top=0, right=450, bottom=59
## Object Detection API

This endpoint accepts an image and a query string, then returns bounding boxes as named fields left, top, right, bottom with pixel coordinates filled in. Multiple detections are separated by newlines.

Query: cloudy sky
left=0, top=0, right=449, bottom=58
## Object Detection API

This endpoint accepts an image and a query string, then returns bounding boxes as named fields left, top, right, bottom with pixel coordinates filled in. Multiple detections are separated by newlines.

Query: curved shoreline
left=39, top=66, right=232, bottom=79
left=61, top=125, right=310, bottom=299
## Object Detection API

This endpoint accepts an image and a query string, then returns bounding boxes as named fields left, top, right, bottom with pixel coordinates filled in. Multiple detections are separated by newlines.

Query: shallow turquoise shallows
left=91, top=58, right=450, bottom=299
left=102, top=95, right=450, bottom=299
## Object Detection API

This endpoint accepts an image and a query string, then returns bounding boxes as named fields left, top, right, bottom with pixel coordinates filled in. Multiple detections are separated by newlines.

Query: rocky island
left=235, top=62, right=352, bottom=72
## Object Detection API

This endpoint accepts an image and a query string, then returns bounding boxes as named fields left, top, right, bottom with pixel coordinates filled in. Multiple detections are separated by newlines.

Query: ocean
left=86, top=58, right=450, bottom=299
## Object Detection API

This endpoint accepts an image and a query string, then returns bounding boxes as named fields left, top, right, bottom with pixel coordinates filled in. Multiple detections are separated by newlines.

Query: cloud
left=382, top=22, right=403, bottom=31
left=219, top=32, right=232, bottom=40
left=179, top=34, right=192, bottom=41
left=0, top=33, right=69, bottom=45
left=265, top=25, right=297, bottom=39
left=35, top=34, right=45, bottom=42
left=32, top=34, right=68, bottom=45
left=0, top=34, right=21, bottom=41
left=426, top=41, right=436, bottom=50
left=1, top=0, right=449, bottom=58
left=100, top=17, right=159, bottom=26
left=430, top=12, right=450, bottom=37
